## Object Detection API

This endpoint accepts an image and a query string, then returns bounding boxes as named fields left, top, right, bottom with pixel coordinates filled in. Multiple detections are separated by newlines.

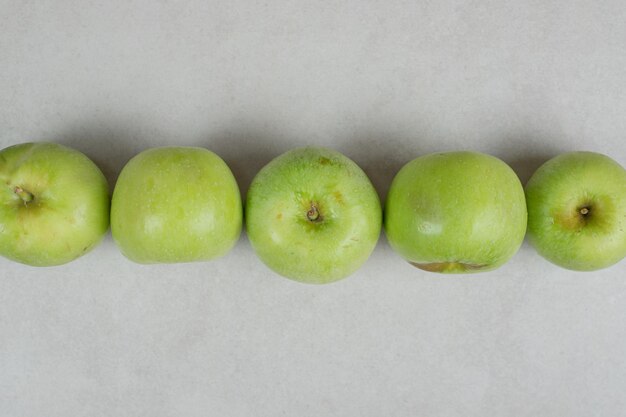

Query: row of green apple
left=0, top=142, right=624, bottom=283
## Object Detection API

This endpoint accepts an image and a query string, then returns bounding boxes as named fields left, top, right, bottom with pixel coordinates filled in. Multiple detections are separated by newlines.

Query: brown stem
left=306, top=203, right=321, bottom=222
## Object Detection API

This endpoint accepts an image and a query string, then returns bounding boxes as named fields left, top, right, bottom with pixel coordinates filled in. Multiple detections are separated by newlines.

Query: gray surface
left=1, top=1, right=625, bottom=416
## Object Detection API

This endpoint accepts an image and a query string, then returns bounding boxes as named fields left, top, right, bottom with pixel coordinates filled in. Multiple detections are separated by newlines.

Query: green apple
left=111, top=147, right=242, bottom=264
left=385, top=151, right=527, bottom=273
left=525, top=151, right=626, bottom=271
left=246, top=147, right=382, bottom=284
left=0, top=142, right=109, bottom=266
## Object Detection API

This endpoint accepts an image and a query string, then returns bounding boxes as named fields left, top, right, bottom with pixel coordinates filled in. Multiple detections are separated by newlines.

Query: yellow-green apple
left=111, top=147, right=242, bottom=263
left=246, top=147, right=382, bottom=284
left=0, top=142, right=109, bottom=266
left=525, top=151, right=626, bottom=271
left=385, top=151, right=527, bottom=273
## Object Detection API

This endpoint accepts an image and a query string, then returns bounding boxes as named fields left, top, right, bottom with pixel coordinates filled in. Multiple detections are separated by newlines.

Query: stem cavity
left=14, top=186, right=34, bottom=204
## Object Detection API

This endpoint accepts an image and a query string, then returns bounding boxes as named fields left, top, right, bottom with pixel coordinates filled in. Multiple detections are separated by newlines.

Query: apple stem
left=580, top=207, right=589, bottom=215
left=14, top=186, right=34, bottom=204
left=306, top=204, right=321, bottom=222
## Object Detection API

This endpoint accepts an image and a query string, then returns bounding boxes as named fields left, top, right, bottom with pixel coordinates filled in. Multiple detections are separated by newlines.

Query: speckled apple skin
left=246, top=147, right=382, bottom=284
left=525, top=151, right=626, bottom=271
left=385, top=151, right=527, bottom=273
left=0, top=142, right=110, bottom=266
left=111, top=147, right=242, bottom=264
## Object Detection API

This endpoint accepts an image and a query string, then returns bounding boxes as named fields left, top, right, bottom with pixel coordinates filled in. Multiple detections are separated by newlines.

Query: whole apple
left=0, top=142, right=110, bottom=266
left=525, top=151, right=626, bottom=271
left=111, top=146, right=242, bottom=264
left=246, top=147, right=382, bottom=284
left=385, top=151, right=527, bottom=273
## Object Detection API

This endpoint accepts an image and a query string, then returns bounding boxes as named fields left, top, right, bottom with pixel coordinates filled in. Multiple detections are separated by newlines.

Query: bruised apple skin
left=246, top=147, right=382, bottom=284
left=384, top=151, right=527, bottom=273
left=525, top=152, right=626, bottom=271
left=0, top=142, right=110, bottom=266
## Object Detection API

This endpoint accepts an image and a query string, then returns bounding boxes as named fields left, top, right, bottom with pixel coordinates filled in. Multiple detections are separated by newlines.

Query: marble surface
left=1, top=1, right=625, bottom=416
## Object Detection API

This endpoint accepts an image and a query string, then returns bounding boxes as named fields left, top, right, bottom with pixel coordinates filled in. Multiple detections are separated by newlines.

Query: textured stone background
left=1, top=1, right=625, bottom=416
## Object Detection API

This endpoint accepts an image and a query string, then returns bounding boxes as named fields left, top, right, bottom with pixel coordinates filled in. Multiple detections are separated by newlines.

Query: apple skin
left=111, top=147, right=242, bottom=264
left=525, top=152, right=626, bottom=271
left=246, top=147, right=382, bottom=284
left=0, top=142, right=110, bottom=266
left=385, top=151, right=527, bottom=273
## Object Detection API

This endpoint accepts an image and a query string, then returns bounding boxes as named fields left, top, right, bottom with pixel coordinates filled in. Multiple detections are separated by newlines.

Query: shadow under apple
left=201, top=124, right=297, bottom=199
left=336, top=131, right=419, bottom=203
left=53, top=120, right=156, bottom=190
